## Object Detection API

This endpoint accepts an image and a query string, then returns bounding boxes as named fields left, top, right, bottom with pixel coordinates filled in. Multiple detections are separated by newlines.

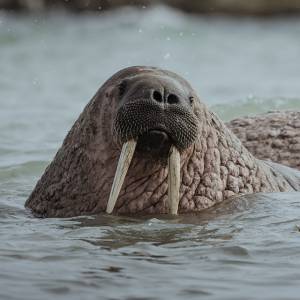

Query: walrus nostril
left=152, top=90, right=163, bottom=103
left=167, top=93, right=179, bottom=104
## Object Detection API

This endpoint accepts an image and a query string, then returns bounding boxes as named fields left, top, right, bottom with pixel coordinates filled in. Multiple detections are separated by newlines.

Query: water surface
left=1, top=7, right=300, bottom=300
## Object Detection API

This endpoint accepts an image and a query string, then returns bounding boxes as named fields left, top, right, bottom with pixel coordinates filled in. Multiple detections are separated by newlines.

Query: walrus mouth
left=106, top=139, right=181, bottom=215
left=135, top=128, right=173, bottom=160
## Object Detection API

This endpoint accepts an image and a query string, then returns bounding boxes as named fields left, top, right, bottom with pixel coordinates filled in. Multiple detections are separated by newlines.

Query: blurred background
left=2, top=0, right=300, bottom=14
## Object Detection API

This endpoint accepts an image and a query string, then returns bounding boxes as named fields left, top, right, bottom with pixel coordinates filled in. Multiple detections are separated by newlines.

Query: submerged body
left=25, top=67, right=300, bottom=217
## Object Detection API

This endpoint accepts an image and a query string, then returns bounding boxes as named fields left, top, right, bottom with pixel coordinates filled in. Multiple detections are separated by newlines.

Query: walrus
left=25, top=66, right=300, bottom=217
left=227, top=111, right=300, bottom=171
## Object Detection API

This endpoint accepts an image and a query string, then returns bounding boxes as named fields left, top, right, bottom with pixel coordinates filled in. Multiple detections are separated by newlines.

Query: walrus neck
left=179, top=106, right=292, bottom=211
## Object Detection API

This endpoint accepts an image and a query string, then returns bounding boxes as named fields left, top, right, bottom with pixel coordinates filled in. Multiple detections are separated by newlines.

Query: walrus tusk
left=168, top=145, right=180, bottom=215
left=106, top=140, right=137, bottom=214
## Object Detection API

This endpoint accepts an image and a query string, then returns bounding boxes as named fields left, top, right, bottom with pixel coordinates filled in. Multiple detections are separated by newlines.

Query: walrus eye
left=189, top=97, right=194, bottom=105
left=118, top=80, right=127, bottom=97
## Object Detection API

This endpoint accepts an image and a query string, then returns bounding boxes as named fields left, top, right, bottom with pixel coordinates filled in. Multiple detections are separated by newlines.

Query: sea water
left=1, top=7, right=300, bottom=300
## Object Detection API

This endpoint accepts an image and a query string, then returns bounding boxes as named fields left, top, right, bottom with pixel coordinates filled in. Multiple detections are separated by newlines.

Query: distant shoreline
left=1, top=0, right=300, bottom=16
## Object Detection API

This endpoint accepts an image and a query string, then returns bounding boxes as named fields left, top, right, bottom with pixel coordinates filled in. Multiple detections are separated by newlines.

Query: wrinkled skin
left=25, top=66, right=300, bottom=217
left=227, top=111, right=300, bottom=171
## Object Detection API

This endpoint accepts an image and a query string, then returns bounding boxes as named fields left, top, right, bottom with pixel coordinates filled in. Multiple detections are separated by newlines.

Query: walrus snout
left=113, top=73, right=200, bottom=155
left=114, top=99, right=199, bottom=154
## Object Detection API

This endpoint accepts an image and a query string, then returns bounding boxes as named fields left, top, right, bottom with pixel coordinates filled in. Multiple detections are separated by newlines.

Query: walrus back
left=227, top=111, right=300, bottom=170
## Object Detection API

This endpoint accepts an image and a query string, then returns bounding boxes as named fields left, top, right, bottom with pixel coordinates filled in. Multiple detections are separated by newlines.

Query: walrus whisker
left=168, top=145, right=181, bottom=215
left=106, top=139, right=137, bottom=214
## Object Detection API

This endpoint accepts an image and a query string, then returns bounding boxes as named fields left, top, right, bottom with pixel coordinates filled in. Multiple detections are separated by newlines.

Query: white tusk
left=106, top=139, right=137, bottom=214
left=168, top=146, right=181, bottom=215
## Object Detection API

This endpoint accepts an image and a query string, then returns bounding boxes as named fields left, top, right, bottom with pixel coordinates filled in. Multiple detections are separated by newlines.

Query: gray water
left=1, top=6, right=300, bottom=300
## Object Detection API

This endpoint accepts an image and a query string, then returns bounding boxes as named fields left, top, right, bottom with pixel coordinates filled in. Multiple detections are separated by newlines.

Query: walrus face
left=106, top=71, right=200, bottom=215
left=113, top=74, right=200, bottom=161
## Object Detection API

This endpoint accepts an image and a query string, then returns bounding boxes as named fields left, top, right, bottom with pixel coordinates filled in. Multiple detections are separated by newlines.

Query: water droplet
left=164, top=53, right=171, bottom=60
left=32, top=78, right=39, bottom=86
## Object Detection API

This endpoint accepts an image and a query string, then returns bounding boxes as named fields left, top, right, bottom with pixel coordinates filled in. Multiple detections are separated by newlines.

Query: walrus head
left=27, top=66, right=291, bottom=218
left=106, top=69, right=201, bottom=215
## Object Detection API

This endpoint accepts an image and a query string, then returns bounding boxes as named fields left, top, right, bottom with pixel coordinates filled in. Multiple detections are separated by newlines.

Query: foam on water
left=0, top=7, right=300, bottom=300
